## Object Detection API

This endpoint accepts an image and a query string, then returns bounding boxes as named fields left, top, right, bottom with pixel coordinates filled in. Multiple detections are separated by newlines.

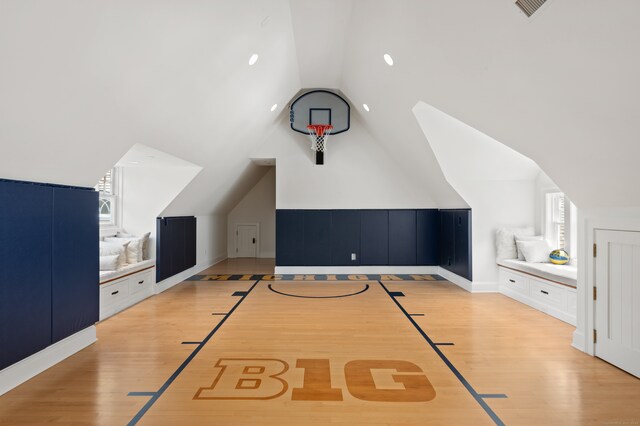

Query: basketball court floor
left=0, top=259, right=639, bottom=425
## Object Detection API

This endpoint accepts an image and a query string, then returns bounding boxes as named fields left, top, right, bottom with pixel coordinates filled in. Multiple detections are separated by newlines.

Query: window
left=545, top=192, right=565, bottom=249
left=95, top=168, right=121, bottom=229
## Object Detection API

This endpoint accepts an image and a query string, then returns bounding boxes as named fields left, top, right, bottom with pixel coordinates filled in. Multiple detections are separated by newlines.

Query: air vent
left=515, top=0, right=547, bottom=17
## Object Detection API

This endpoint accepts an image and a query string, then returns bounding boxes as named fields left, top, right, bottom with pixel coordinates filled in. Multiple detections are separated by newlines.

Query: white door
left=595, top=229, right=640, bottom=378
left=236, top=225, right=258, bottom=258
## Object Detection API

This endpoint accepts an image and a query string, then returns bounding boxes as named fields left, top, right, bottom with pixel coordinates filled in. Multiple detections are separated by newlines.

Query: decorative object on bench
left=549, top=249, right=570, bottom=265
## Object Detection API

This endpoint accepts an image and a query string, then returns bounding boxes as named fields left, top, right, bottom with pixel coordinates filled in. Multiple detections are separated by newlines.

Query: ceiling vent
left=515, top=0, right=547, bottom=17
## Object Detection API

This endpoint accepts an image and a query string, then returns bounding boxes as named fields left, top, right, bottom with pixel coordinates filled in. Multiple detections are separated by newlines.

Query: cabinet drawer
left=567, top=288, right=577, bottom=314
left=530, top=279, right=566, bottom=310
left=499, top=269, right=529, bottom=296
left=100, top=279, right=129, bottom=307
left=129, top=271, right=153, bottom=295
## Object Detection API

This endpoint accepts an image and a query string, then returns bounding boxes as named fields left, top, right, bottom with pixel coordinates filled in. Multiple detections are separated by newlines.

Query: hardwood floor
left=0, top=259, right=639, bottom=425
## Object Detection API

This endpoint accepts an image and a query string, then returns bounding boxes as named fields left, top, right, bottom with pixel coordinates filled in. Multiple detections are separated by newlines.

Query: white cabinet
left=99, top=268, right=155, bottom=321
left=499, top=267, right=576, bottom=326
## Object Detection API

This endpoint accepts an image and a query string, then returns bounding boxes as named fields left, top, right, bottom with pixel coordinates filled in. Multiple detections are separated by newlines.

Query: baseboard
left=471, top=281, right=499, bottom=293
left=0, top=326, right=97, bottom=397
left=274, top=266, right=440, bottom=275
left=572, top=330, right=587, bottom=353
left=155, top=255, right=227, bottom=294
left=437, top=267, right=473, bottom=292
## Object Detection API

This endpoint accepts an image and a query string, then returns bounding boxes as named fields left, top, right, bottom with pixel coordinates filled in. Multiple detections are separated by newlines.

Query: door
left=237, top=224, right=258, bottom=258
left=595, top=229, right=640, bottom=378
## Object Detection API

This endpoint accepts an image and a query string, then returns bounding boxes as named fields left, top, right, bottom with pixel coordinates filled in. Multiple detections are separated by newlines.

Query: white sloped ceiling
left=2, top=0, right=638, bottom=214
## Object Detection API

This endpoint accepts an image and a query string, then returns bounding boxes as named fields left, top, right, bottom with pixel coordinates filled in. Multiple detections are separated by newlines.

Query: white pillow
left=105, top=237, right=142, bottom=264
left=515, top=235, right=543, bottom=260
left=517, top=239, right=552, bottom=263
left=116, top=231, right=151, bottom=260
left=99, top=241, right=129, bottom=270
left=100, top=254, right=119, bottom=271
left=496, top=227, right=534, bottom=260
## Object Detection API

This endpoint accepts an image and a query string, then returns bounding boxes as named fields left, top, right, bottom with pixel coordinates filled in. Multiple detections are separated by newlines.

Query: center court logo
left=194, top=358, right=436, bottom=402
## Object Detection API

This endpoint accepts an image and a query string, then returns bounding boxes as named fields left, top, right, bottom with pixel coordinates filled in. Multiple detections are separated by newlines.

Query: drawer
left=499, top=268, right=529, bottom=296
left=100, top=279, right=129, bottom=307
left=530, top=279, right=566, bottom=310
left=129, top=271, right=153, bottom=295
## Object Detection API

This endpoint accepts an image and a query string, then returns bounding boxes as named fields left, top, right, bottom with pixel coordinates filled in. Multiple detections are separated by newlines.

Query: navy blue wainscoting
left=0, top=181, right=53, bottom=370
left=303, top=210, right=332, bottom=266
left=388, top=210, right=417, bottom=265
left=52, top=187, right=99, bottom=343
left=360, top=210, right=389, bottom=265
left=276, top=208, right=469, bottom=272
left=330, top=210, right=361, bottom=266
left=417, top=209, right=439, bottom=265
left=275, top=210, right=305, bottom=266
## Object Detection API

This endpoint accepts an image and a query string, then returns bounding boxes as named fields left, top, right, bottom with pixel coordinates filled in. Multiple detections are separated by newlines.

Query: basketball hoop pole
left=307, top=124, right=333, bottom=165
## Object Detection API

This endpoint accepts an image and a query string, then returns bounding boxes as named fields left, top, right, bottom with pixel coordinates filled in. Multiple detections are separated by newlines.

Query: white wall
left=252, top=114, right=455, bottom=209
left=413, top=101, right=539, bottom=288
left=197, top=214, right=228, bottom=266
left=119, top=145, right=202, bottom=259
left=227, top=167, right=276, bottom=258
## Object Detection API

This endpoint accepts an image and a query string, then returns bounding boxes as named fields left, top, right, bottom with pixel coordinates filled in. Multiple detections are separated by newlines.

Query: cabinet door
left=417, top=209, right=439, bottom=265
left=52, top=187, right=99, bottom=343
left=0, top=181, right=53, bottom=369
left=185, top=217, right=197, bottom=270
left=389, top=210, right=417, bottom=265
left=439, top=210, right=455, bottom=269
left=361, top=210, right=389, bottom=265
left=454, top=210, right=472, bottom=280
left=330, top=210, right=361, bottom=266
left=303, top=210, right=332, bottom=266
left=276, top=210, right=305, bottom=266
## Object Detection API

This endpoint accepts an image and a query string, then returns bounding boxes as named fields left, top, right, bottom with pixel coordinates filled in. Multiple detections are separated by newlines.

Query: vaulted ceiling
left=1, top=0, right=639, bottom=214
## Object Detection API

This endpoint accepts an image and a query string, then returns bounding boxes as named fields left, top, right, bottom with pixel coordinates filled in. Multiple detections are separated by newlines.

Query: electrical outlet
left=351, top=253, right=357, bottom=261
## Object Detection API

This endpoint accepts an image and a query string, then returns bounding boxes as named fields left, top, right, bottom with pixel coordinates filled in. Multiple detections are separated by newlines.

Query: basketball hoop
left=306, top=124, right=333, bottom=153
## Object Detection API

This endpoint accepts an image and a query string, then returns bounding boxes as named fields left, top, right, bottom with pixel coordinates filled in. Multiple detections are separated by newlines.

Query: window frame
left=96, top=167, right=123, bottom=236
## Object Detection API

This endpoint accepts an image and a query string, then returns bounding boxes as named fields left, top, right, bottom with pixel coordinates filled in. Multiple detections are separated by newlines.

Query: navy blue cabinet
left=417, top=209, right=439, bottom=265
left=303, top=211, right=332, bottom=266
left=156, top=216, right=196, bottom=282
left=361, top=210, right=389, bottom=265
left=51, top=187, right=99, bottom=343
left=276, top=210, right=305, bottom=266
left=330, top=210, right=361, bottom=266
left=439, top=209, right=472, bottom=281
left=389, top=210, right=417, bottom=265
left=0, top=181, right=53, bottom=370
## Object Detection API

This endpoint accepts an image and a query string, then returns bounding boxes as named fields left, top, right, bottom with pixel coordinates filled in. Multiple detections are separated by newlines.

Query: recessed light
left=129, top=161, right=140, bottom=165
left=383, top=53, right=394, bottom=66
left=363, top=104, right=370, bottom=112
left=249, top=53, right=259, bottom=66
left=270, top=103, right=278, bottom=112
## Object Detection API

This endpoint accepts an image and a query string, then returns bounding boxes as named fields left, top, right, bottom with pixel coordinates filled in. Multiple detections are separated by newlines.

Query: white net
left=307, top=125, right=333, bottom=152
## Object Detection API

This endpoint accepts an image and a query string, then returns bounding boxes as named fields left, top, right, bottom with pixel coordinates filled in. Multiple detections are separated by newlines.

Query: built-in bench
left=99, top=260, right=156, bottom=320
left=497, top=259, right=577, bottom=325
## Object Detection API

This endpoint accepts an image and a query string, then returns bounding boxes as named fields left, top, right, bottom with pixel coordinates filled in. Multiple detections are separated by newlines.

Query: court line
left=378, top=281, right=506, bottom=426
left=479, top=394, right=509, bottom=399
left=127, top=280, right=260, bottom=426
left=181, top=341, right=202, bottom=345
left=267, top=283, right=369, bottom=299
